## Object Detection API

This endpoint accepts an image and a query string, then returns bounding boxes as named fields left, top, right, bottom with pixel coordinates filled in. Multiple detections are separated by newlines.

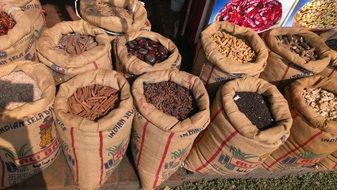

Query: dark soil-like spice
left=326, top=39, right=337, bottom=51
left=143, top=81, right=198, bottom=121
left=234, top=92, right=275, bottom=130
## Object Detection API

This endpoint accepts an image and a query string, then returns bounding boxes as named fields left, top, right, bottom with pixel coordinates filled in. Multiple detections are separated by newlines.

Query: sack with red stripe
left=184, top=77, right=293, bottom=175
left=2, top=0, right=45, bottom=37
left=36, top=20, right=112, bottom=85
left=319, top=29, right=337, bottom=79
left=131, top=70, right=210, bottom=189
left=80, top=0, right=148, bottom=34
left=55, top=70, right=134, bottom=189
left=319, top=152, right=337, bottom=170
left=0, top=61, right=60, bottom=189
left=260, top=27, right=331, bottom=89
left=0, top=6, right=37, bottom=67
left=191, top=21, right=268, bottom=99
left=263, top=76, right=337, bottom=170
left=115, top=30, right=181, bottom=84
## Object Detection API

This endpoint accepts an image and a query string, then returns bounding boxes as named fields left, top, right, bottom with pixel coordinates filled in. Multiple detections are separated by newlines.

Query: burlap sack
left=184, top=77, right=292, bottom=175
left=263, top=76, right=337, bottom=170
left=319, top=152, right=337, bottom=170
left=115, top=30, right=181, bottom=82
left=191, top=21, right=268, bottom=99
left=131, top=70, right=210, bottom=189
left=0, top=61, right=59, bottom=189
left=319, top=29, right=337, bottom=79
left=260, top=27, right=331, bottom=89
left=2, top=0, right=45, bottom=35
left=55, top=69, right=134, bottom=189
left=0, top=6, right=37, bottom=66
left=36, top=20, right=112, bottom=85
left=80, top=0, right=147, bottom=34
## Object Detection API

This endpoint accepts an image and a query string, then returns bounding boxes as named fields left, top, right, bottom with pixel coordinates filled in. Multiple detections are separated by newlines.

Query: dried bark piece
left=57, top=33, right=98, bottom=56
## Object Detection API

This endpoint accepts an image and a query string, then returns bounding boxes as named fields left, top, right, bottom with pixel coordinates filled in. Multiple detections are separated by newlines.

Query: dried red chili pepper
left=0, top=11, right=16, bottom=36
left=217, top=0, right=282, bottom=32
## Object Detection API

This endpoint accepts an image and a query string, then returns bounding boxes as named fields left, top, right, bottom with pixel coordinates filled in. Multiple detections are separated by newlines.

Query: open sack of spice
left=184, top=77, right=292, bottom=175
left=54, top=69, right=134, bottom=189
left=79, top=0, right=149, bottom=34
left=0, top=61, right=59, bottom=189
left=215, top=0, right=282, bottom=32
left=192, top=21, right=268, bottom=99
left=115, top=30, right=181, bottom=82
left=319, top=151, right=337, bottom=170
left=0, top=5, right=38, bottom=66
left=293, top=0, right=337, bottom=32
left=260, top=27, right=332, bottom=90
left=319, top=29, right=337, bottom=79
left=130, top=70, right=210, bottom=189
left=2, top=0, right=45, bottom=36
left=263, top=76, right=337, bottom=171
left=36, top=20, right=112, bottom=85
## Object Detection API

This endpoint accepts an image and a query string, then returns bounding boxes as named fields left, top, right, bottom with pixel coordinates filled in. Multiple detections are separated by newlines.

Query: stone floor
left=7, top=152, right=320, bottom=190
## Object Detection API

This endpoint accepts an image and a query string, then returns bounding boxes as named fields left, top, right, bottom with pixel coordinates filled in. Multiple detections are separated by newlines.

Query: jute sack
left=115, top=30, right=181, bottom=82
left=184, top=77, right=292, bottom=175
left=319, top=152, right=337, bottom=170
left=55, top=69, right=134, bottom=189
left=0, top=61, right=59, bottom=189
left=2, top=0, right=45, bottom=36
left=80, top=0, right=147, bottom=34
left=260, top=27, right=331, bottom=89
left=0, top=6, right=37, bottom=66
left=263, top=76, right=337, bottom=171
left=191, top=21, right=268, bottom=99
left=36, top=20, right=112, bottom=85
left=131, top=70, right=210, bottom=189
left=319, top=29, right=337, bottom=79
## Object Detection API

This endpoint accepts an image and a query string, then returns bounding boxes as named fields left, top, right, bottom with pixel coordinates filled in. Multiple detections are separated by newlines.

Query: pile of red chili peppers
left=0, top=11, right=16, bottom=36
left=217, top=0, right=282, bottom=32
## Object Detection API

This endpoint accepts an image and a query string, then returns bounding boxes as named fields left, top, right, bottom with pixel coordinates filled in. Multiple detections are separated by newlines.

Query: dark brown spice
left=126, top=37, right=170, bottom=65
left=234, top=92, right=275, bottom=130
left=144, top=81, right=198, bottom=121
left=277, top=34, right=319, bottom=62
left=57, top=33, right=98, bottom=56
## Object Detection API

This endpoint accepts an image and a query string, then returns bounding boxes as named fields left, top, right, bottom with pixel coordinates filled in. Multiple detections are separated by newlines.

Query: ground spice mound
left=210, top=31, right=256, bottom=63
left=67, top=84, right=120, bottom=121
left=57, top=33, right=98, bottom=56
left=0, top=11, right=16, bottom=36
left=0, top=71, right=42, bottom=110
left=144, top=81, right=198, bottom=121
left=303, top=88, right=337, bottom=120
left=234, top=92, right=275, bottom=130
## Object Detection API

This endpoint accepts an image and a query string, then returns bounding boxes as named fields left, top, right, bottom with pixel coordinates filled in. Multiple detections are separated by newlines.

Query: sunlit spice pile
left=67, top=84, right=120, bottom=121
left=144, top=81, right=198, bottom=121
left=0, top=11, right=16, bottom=36
left=57, top=33, right=98, bottom=56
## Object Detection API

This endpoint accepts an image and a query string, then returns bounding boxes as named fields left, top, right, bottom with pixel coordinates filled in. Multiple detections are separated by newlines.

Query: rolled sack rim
left=266, top=27, right=332, bottom=73
left=132, top=69, right=210, bottom=133
left=80, top=0, right=147, bottom=33
left=200, top=21, right=269, bottom=75
left=55, top=69, right=134, bottom=133
left=220, top=77, right=293, bottom=146
left=0, top=61, right=56, bottom=122
left=116, top=30, right=181, bottom=75
left=0, top=5, right=33, bottom=50
left=289, top=75, right=337, bottom=135
left=36, top=20, right=112, bottom=69
left=320, top=29, right=337, bottom=66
